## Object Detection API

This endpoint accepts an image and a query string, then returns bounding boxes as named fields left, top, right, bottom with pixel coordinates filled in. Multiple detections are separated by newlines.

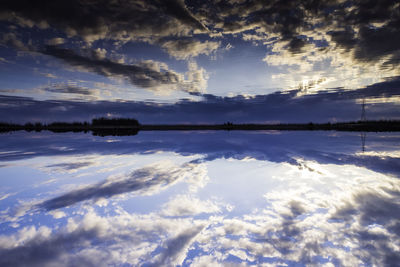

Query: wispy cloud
left=42, top=46, right=182, bottom=90
left=160, top=39, right=220, bottom=60
left=45, top=161, right=93, bottom=171
left=43, top=85, right=95, bottom=96
left=37, top=161, right=202, bottom=210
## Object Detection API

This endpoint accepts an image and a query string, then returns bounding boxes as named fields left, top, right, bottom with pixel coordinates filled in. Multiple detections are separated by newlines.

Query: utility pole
left=360, top=97, right=366, bottom=152
left=360, top=132, right=366, bottom=152
left=360, top=98, right=366, bottom=121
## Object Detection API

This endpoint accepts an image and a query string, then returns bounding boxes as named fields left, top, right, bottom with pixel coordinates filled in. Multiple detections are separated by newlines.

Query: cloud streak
left=42, top=46, right=182, bottom=90
left=151, top=224, right=205, bottom=266
left=43, top=85, right=95, bottom=96
left=37, top=161, right=201, bottom=210
left=160, top=39, right=220, bottom=60
left=45, top=161, right=93, bottom=171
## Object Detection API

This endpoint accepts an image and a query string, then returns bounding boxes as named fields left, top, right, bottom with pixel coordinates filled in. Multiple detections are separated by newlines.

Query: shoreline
left=1, top=120, right=400, bottom=135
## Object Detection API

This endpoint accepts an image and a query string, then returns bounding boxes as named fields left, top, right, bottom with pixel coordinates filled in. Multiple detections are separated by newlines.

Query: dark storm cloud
left=287, top=37, right=308, bottom=54
left=37, top=163, right=190, bottom=210
left=195, top=0, right=400, bottom=65
left=329, top=30, right=358, bottom=51
left=42, top=46, right=181, bottom=89
left=328, top=0, right=400, bottom=64
left=1, top=0, right=399, bottom=67
left=160, top=0, right=208, bottom=32
left=195, top=0, right=337, bottom=45
left=0, top=0, right=205, bottom=43
left=354, top=25, right=400, bottom=63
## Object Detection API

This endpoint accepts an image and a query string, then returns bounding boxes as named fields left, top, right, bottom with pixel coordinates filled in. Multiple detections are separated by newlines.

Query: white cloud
left=183, top=61, right=209, bottom=93
left=46, top=37, right=65, bottom=46
left=161, top=39, right=220, bottom=60
left=1, top=33, right=30, bottom=51
left=162, top=194, right=221, bottom=216
left=0, top=208, right=207, bottom=266
left=190, top=255, right=223, bottom=267
left=49, top=210, right=66, bottom=219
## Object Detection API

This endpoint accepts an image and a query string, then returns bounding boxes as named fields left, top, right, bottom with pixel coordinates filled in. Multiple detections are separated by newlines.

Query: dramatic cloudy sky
left=0, top=0, right=399, bottom=123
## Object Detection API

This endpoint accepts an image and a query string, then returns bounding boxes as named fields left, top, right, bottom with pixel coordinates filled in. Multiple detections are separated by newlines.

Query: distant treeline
left=140, top=120, right=400, bottom=131
left=92, top=118, right=139, bottom=126
left=0, top=118, right=140, bottom=136
left=1, top=118, right=400, bottom=136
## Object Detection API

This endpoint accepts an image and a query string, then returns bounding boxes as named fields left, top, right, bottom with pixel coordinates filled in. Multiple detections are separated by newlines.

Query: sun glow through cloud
left=0, top=1, right=400, bottom=266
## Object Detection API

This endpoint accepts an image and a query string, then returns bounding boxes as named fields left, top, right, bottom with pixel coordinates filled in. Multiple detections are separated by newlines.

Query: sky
left=0, top=0, right=400, bottom=123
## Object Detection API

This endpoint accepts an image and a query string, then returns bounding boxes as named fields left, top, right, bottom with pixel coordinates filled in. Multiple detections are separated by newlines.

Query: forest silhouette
left=1, top=118, right=400, bottom=136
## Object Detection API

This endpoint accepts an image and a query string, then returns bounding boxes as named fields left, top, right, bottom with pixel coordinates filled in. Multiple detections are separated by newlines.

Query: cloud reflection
left=0, top=210, right=207, bottom=266
left=38, top=161, right=204, bottom=211
left=0, top=155, right=399, bottom=266
left=1, top=130, right=399, bottom=178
